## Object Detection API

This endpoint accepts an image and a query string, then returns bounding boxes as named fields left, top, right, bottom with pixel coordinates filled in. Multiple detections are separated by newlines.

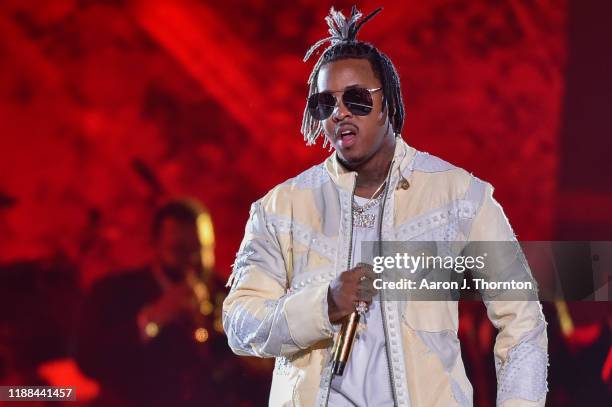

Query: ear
left=379, top=97, right=395, bottom=129
left=378, top=96, right=388, bottom=120
left=385, top=97, right=395, bottom=119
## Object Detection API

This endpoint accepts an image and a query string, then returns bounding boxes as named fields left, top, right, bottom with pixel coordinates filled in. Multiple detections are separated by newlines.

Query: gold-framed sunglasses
left=307, top=86, right=382, bottom=120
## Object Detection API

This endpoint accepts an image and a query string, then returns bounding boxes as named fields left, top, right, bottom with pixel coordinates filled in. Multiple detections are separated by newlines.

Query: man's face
left=317, top=58, right=389, bottom=167
left=155, top=217, right=202, bottom=281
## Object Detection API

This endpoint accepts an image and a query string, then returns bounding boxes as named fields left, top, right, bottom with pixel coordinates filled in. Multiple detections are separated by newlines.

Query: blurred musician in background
left=76, top=199, right=266, bottom=406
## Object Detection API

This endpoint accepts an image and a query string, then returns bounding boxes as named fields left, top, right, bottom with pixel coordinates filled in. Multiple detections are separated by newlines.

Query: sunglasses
left=307, top=87, right=382, bottom=121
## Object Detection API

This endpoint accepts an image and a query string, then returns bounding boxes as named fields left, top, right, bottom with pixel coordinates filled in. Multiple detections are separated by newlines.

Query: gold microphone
left=331, top=311, right=361, bottom=375
left=331, top=265, right=371, bottom=376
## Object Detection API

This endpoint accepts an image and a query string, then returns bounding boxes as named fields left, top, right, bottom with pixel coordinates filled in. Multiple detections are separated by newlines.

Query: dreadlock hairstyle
left=301, top=6, right=405, bottom=148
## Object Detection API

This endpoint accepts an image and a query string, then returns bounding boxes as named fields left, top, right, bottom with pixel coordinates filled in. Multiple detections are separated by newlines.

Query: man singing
left=223, top=6, right=548, bottom=407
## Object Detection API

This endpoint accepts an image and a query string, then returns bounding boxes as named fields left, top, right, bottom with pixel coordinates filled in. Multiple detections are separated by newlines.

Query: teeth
left=341, top=130, right=352, bottom=135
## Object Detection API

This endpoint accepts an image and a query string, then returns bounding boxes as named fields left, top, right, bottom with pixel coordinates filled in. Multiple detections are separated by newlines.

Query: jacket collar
left=323, top=137, right=417, bottom=191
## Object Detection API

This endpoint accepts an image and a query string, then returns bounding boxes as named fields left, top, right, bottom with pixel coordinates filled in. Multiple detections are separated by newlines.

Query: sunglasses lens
left=343, top=88, right=374, bottom=116
left=308, top=92, right=335, bottom=120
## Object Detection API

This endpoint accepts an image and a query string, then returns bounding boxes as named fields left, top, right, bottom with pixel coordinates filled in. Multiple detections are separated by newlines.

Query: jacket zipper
left=378, top=160, right=400, bottom=406
left=347, top=173, right=357, bottom=271
left=324, top=165, right=402, bottom=407
left=323, top=173, right=358, bottom=407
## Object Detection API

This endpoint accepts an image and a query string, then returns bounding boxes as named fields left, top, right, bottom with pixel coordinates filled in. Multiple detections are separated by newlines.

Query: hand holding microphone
left=327, top=263, right=377, bottom=375
left=327, top=263, right=377, bottom=322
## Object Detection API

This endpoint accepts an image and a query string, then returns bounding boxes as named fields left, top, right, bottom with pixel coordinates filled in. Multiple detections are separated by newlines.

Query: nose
left=332, top=96, right=352, bottom=122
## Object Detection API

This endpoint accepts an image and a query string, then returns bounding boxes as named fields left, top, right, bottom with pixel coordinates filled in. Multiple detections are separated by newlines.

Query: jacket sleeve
left=467, top=181, right=548, bottom=407
left=222, top=200, right=335, bottom=358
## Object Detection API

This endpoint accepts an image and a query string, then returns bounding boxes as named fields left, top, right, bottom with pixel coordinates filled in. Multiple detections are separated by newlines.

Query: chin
left=338, top=150, right=367, bottom=167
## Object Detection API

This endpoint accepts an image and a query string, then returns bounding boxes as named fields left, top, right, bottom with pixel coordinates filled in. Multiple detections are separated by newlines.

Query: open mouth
left=337, top=126, right=358, bottom=148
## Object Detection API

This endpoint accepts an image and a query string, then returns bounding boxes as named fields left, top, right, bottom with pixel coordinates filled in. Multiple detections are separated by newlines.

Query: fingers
left=354, top=263, right=377, bottom=278
left=328, top=264, right=380, bottom=320
left=363, top=266, right=377, bottom=281
left=356, top=288, right=374, bottom=302
left=355, top=265, right=376, bottom=303
left=352, top=263, right=376, bottom=290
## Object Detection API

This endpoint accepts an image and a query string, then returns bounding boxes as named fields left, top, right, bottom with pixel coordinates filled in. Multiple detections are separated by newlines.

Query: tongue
left=340, top=133, right=356, bottom=147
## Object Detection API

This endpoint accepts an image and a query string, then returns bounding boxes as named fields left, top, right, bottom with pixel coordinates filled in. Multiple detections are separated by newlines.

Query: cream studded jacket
left=223, top=138, right=548, bottom=407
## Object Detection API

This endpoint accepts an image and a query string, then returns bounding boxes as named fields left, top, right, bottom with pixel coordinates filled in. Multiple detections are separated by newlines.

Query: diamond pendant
left=353, top=210, right=376, bottom=228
